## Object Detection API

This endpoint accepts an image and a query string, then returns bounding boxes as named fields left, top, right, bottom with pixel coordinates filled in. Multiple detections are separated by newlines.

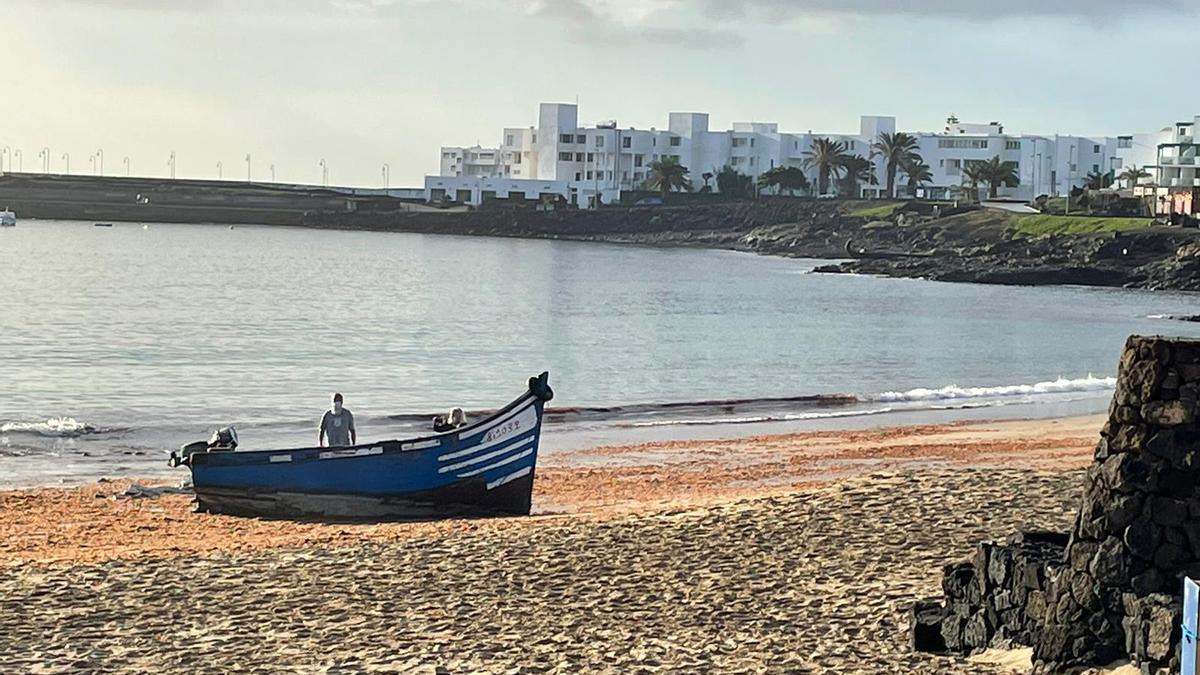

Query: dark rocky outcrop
left=914, top=336, right=1200, bottom=673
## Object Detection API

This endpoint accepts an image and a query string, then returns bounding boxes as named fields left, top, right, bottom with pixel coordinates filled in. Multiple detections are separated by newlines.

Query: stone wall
left=913, top=336, right=1200, bottom=673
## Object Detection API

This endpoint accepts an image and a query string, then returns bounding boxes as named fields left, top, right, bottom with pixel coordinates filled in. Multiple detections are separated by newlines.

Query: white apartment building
left=1140, top=116, right=1200, bottom=215
left=425, top=102, right=1164, bottom=207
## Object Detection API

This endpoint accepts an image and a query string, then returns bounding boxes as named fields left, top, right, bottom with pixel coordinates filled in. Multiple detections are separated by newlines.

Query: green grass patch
left=1011, top=215, right=1151, bottom=236
left=849, top=202, right=902, bottom=219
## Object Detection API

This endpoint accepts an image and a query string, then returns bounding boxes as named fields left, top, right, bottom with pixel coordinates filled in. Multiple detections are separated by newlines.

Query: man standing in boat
left=318, top=393, right=357, bottom=447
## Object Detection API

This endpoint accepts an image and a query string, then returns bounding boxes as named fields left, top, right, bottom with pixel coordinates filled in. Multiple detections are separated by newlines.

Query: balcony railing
left=1161, top=156, right=1176, bottom=165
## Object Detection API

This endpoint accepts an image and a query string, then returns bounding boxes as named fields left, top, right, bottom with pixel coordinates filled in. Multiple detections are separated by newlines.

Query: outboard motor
left=168, top=425, right=239, bottom=467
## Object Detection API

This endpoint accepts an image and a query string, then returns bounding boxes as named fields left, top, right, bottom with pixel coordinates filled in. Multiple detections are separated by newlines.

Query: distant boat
left=0, top=209, right=15, bottom=227
left=94, top=222, right=113, bottom=227
left=170, top=372, right=554, bottom=520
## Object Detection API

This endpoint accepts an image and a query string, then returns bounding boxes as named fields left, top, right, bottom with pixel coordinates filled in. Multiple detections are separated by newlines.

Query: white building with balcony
left=425, top=102, right=1166, bottom=207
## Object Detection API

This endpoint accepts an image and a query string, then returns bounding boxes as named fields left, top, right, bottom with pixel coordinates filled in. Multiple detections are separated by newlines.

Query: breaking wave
left=869, top=375, right=1116, bottom=403
left=0, top=417, right=105, bottom=437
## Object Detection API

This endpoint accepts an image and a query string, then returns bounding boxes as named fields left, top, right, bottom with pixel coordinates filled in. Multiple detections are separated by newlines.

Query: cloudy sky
left=1, top=0, right=1194, bottom=186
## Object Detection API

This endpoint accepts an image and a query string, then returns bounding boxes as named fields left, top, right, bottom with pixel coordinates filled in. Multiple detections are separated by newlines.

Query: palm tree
left=900, top=158, right=933, bottom=198
left=978, top=155, right=1019, bottom=199
left=870, top=132, right=919, bottom=198
left=1119, top=166, right=1149, bottom=190
left=961, top=161, right=988, bottom=203
left=838, top=155, right=876, bottom=198
left=803, top=138, right=849, bottom=196
left=645, top=157, right=690, bottom=199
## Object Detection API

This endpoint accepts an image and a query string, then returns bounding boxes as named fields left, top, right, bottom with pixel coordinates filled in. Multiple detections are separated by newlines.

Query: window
left=1093, top=144, right=1101, bottom=153
left=750, top=138, right=756, bottom=148
left=575, top=172, right=581, bottom=181
left=634, top=155, right=643, bottom=167
left=576, top=135, right=586, bottom=144
left=1118, top=137, right=1133, bottom=148
left=575, top=153, right=584, bottom=161
left=584, top=153, right=592, bottom=162
left=1006, top=140, right=1021, bottom=150
left=513, top=154, right=522, bottom=165
left=558, top=152, right=573, bottom=161
left=847, top=140, right=856, bottom=150
left=634, top=172, right=644, bottom=182
left=505, top=134, right=514, bottom=145
left=732, top=138, right=747, bottom=147
left=531, top=134, right=537, bottom=143
left=595, top=136, right=605, bottom=148
left=731, top=157, right=743, bottom=165
left=670, top=136, right=681, bottom=147
left=560, top=134, right=573, bottom=144
left=1093, top=164, right=1100, bottom=173
left=937, top=139, right=989, bottom=149
left=749, top=157, right=756, bottom=166
left=622, top=171, right=629, bottom=180
left=606, top=171, right=613, bottom=180
left=622, top=137, right=631, bottom=148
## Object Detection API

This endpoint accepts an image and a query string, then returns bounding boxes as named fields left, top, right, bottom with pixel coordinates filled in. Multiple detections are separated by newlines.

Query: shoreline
left=0, top=413, right=1102, bottom=568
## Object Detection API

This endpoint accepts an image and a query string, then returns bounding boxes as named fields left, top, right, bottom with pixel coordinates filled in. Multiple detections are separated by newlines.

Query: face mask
left=333, top=402, right=343, bottom=414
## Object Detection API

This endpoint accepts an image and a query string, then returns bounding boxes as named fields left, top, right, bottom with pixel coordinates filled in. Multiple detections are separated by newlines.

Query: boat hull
left=193, top=469, right=535, bottom=520
left=182, top=375, right=552, bottom=520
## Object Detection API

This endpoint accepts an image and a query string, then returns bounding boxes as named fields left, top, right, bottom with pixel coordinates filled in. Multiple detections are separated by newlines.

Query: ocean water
left=2, top=219, right=1199, bottom=487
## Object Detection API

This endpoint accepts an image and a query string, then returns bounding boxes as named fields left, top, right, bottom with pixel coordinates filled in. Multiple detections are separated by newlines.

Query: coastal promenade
left=0, top=417, right=1102, bottom=673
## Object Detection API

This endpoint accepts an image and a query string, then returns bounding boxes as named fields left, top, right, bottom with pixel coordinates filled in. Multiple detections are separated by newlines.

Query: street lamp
left=168, top=151, right=176, bottom=179
left=0, top=146, right=8, bottom=173
left=245, top=154, right=251, bottom=181
left=123, top=156, right=130, bottom=176
left=269, top=163, right=276, bottom=182
left=95, top=148, right=104, bottom=176
left=14, top=149, right=22, bottom=172
left=38, top=147, right=49, bottom=173
left=62, top=152, right=70, bottom=174
left=382, top=163, right=390, bottom=188
left=319, top=158, right=327, bottom=186
left=216, top=161, right=223, bottom=179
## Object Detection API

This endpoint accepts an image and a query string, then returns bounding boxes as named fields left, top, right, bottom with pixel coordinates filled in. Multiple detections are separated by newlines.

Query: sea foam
left=0, top=417, right=101, bottom=437
left=870, top=375, right=1116, bottom=403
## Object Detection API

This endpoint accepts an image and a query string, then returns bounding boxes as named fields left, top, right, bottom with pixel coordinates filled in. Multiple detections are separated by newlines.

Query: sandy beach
left=0, top=415, right=1106, bottom=673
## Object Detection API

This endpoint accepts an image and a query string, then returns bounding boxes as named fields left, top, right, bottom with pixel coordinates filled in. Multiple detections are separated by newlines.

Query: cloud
left=526, top=0, right=743, bottom=47
left=702, top=0, right=1197, bottom=21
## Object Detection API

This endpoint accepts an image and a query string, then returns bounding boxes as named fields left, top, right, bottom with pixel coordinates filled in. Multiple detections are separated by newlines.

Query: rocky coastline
left=307, top=198, right=1200, bottom=293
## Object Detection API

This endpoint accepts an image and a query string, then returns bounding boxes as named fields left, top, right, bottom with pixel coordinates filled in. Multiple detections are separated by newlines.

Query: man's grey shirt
left=320, top=408, right=355, bottom=446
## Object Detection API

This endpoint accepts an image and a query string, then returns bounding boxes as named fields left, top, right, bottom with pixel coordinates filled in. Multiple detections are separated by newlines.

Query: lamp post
left=89, top=154, right=96, bottom=175
left=38, top=147, right=49, bottom=173
left=245, top=154, right=251, bottom=181
left=0, top=146, right=7, bottom=173
left=62, top=152, right=70, bottom=174
left=14, top=149, right=22, bottom=172
left=269, top=164, right=276, bottom=182
left=216, top=161, right=223, bottom=179
left=123, top=156, right=130, bottom=176
left=382, top=163, right=389, bottom=188
left=168, top=151, right=176, bottom=179
left=319, top=158, right=327, bottom=186
left=95, top=148, right=104, bottom=176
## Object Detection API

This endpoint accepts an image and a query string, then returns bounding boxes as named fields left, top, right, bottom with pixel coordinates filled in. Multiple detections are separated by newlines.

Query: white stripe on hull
left=438, top=404, right=538, bottom=461
left=318, top=446, right=383, bottom=460
left=437, top=437, right=534, bottom=474
left=486, top=466, right=532, bottom=490
left=459, top=448, right=534, bottom=478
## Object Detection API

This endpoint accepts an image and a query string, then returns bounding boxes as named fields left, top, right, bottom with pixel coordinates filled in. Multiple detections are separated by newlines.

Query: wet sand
left=0, top=415, right=1105, bottom=673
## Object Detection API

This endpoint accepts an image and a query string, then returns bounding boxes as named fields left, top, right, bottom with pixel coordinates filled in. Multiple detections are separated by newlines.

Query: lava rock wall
left=1034, top=335, right=1200, bottom=672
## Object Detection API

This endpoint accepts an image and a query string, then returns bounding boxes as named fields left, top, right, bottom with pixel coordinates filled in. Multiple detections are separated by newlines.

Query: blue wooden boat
left=171, top=373, right=553, bottom=520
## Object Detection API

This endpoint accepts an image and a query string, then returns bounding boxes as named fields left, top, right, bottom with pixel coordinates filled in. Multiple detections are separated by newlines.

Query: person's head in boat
left=433, top=407, right=467, bottom=433
left=319, top=392, right=356, bottom=447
